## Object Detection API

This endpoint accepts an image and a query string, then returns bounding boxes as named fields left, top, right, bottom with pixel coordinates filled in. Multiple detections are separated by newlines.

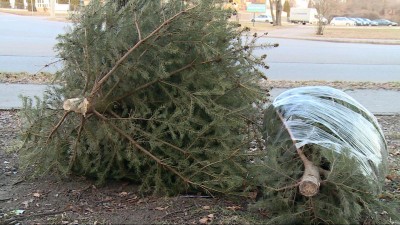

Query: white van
left=290, top=8, right=328, bottom=25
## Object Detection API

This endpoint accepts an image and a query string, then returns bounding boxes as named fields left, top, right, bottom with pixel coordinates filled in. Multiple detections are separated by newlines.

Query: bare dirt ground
left=0, top=110, right=252, bottom=224
left=1, top=109, right=399, bottom=224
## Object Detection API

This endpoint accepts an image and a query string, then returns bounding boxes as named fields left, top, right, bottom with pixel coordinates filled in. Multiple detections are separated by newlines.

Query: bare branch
left=33, top=58, right=64, bottom=76
left=68, top=115, right=86, bottom=170
left=134, top=13, right=142, bottom=41
left=47, top=111, right=72, bottom=143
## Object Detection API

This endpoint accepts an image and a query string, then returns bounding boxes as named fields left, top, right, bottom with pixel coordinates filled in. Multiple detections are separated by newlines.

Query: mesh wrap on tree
left=272, top=86, right=388, bottom=188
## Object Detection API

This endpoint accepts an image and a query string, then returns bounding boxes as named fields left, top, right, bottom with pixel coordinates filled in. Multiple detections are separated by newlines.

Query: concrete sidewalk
left=0, top=83, right=399, bottom=115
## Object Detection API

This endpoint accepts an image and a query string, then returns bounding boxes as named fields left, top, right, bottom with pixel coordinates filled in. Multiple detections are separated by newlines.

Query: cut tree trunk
left=276, top=110, right=321, bottom=197
left=297, top=149, right=321, bottom=197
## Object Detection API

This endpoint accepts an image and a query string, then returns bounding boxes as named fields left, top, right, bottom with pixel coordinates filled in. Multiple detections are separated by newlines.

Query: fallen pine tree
left=18, top=0, right=273, bottom=195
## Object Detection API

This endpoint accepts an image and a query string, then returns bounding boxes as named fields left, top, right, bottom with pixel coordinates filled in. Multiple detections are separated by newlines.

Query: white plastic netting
left=272, top=86, right=388, bottom=183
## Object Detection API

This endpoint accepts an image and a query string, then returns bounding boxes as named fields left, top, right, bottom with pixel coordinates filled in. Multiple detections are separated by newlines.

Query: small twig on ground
left=159, top=206, right=196, bottom=220
left=179, top=195, right=212, bottom=198
left=0, top=197, right=12, bottom=202
left=3, top=210, right=69, bottom=224
left=12, top=178, right=25, bottom=186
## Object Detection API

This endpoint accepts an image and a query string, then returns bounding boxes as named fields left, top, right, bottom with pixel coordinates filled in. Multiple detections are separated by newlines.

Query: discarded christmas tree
left=18, top=0, right=274, bottom=195
left=249, top=86, right=395, bottom=224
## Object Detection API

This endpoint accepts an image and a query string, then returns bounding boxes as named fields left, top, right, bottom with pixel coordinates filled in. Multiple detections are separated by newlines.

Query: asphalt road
left=0, top=12, right=67, bottom=73
left=0, top=12, right=399, bottom=82
left=255, top=37, right=400, bottom=82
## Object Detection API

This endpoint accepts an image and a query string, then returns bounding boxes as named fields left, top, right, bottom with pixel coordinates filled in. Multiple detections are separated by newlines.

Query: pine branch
left=68, top=115, right=86, bottom=170
left=188, top=146, right=243, bottom=179
left=89, top=3, right=199, bottom=97
left=107, top=110, right=190, bottom=156
left=92, top=109, right=217, bottom=194
left=113, top=58, right=197, bottom=102
left=46, top=111, right=72, bottom=143
left=134, top=12, right=142, bottom=41
left=264, top=182, right=300, bottom=192
left=82, top=28, right=92, bottom=94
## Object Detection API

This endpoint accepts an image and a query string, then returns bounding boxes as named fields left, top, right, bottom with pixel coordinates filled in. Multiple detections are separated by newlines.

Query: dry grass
left=322, top=26, right=400, bottom=40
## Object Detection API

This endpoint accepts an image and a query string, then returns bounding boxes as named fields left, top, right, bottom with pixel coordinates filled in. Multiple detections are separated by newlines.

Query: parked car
left=361, top=18, right=378, bottom=26
left=349, top=17, right=363, bottom=26
left=251, top=14, right=273, bottom=24
left=356, top=18, right=370, bottom=26
left=330, top=17, right=356, bottom=26
left=373, top=19, right=398, bottom=26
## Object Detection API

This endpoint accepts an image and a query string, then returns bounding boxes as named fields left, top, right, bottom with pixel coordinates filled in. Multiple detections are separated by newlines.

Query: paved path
left=0, top=83, right=399, bottom=114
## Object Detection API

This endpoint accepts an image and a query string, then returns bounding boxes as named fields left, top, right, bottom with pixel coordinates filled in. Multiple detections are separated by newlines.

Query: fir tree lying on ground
left=18, top=0, right=274, bottom=195
left=250, top=86, right=398, bottom=224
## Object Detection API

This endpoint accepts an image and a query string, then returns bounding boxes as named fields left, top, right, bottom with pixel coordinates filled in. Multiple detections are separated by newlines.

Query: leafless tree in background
left=268, top=0, right=276, bottom=25
left=268, top=0, right=283, bottom=26
left=275, top=0, right=283, bottom=25
left=314, top=0, right=331, bottom=35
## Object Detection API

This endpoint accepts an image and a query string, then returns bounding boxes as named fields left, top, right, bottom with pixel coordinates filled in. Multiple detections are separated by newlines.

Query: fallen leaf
left=386, top=174, right=396, bottom=181
left=104, top=196, right=113, bottom=201
left=207, top=214, right=214, bottom=219
left=199, top=217, right=209, bottom=224
left=21, top=199, right=34, bottom=208
left=85, top=207, right=94, bottom=213
left=155, top=206, right=169, bottom=211
left=248, top=191, right=258, bottom=200
left=64, top=204, right=75, bottom=211
left=118, top=191, right=128, bottom=197
left=137, top=198, right=147, bottom=204
left=226, top=205, right=242, bottom=211
left=202, top=205, right=211, bottom=210
left=33, top=192, right=41, bottom=198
